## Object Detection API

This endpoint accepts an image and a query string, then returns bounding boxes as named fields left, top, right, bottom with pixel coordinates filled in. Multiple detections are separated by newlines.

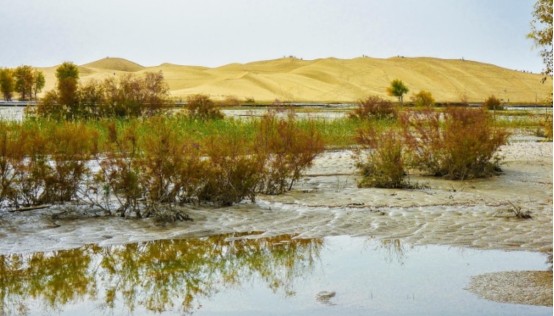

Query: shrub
left=401, top=107, right=509, bottom=179
left=93, top=122, right=143, bottom=216
left=256, top=112, right=324, bottom=194
left=349, top=96, right=397, bottom=120
left=483, top=95, right=503, bottom=110
left=543, top=116, right=553, bottom=140
left=199, top=133, right=265, bottom=205
left=410, top=90, right=435, bottom=107
left=355, top=126, right=408, bottom=188
left=186, top=94, right=224, bottom=120
left=42, top=123, right=97, bottom=203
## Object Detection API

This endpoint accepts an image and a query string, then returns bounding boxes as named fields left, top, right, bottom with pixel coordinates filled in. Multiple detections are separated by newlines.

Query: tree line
left=37, top=62, right=170, bottom=120
left=0, top=65, right=45, bottom=101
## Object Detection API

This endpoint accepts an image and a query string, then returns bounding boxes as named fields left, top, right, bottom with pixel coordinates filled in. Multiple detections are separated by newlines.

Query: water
left=1, top=234, right=549, bottom=316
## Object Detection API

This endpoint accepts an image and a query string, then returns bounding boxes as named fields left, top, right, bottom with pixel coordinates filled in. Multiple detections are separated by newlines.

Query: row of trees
left=0, top=66, right=45, bottom=101
left=37, top=62, right=170, bottom=119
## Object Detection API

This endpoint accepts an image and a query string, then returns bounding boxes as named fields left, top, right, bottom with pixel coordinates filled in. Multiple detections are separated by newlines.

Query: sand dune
left=38, top=56, right=552, bottom=103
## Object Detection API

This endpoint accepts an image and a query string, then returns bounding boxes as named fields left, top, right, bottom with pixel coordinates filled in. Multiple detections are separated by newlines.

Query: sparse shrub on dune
left=401, top=107, right=509, bottom=180
left=355, top=126, right=409, bottom=188
left=187, top=94, right=224, bottom=120
left=349, top=96, right=398, bottom=120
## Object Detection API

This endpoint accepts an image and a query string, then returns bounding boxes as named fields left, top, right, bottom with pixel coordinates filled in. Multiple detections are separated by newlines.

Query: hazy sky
left=0, top=0, right=544, bottom=72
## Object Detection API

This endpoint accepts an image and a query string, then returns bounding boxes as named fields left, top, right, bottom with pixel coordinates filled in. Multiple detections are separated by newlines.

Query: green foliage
left=355, top=126, right=409, bottom=188
left=0, top=68, right=15, bottom=101
left=349, top=96, right=398, bottom=120
left=33, top=70, right=45, bottom=100
left=483, top=95, right=503, bottom=110
left=528, top=0, right=553, bottom=80
left=410, top=90, right=435, bottom=107
left=56, top=62, right=80, bottom=114
left=186, top=94, right=224, bottom=120
left=401, top=107, right=509, bottom=179
left=38, top=69, right=170, bottom=119
left=14, top=65, right=35, bottom=100
left=387, top=79, right=409, bottom=104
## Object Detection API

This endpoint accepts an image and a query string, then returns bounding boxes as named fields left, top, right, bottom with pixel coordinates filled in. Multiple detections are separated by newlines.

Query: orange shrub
left=401, top=107, right=509, bottom=179
left=349, top=96, right=397, bottom=120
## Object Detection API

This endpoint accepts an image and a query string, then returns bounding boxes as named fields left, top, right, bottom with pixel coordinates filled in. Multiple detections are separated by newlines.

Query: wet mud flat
left=0, top=136, right=551, bottom=314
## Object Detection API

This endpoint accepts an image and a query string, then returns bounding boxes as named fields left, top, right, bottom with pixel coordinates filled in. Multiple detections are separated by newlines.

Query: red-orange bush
left=349, top=96, right=397, bottom=120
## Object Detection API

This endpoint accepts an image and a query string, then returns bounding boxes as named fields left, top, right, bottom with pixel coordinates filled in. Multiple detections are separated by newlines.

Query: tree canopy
left=387, top=79, right=409, bottom=104
left=528, top=0, right=553, bottom=81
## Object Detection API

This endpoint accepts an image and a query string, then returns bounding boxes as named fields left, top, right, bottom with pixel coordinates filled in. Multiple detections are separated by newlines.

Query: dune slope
left=38, top=56, right=552, bottom=103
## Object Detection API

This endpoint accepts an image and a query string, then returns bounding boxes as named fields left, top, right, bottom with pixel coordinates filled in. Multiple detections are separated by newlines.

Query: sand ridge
left=35, top=56, right=552, bottom=103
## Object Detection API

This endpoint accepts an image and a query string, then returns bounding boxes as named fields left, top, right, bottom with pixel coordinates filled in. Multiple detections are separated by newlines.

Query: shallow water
left=1, top=234, right=549, bottom=316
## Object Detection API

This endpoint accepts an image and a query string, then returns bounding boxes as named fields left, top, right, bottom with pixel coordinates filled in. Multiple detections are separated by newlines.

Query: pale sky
left=0, top=0, right=544, bottom=72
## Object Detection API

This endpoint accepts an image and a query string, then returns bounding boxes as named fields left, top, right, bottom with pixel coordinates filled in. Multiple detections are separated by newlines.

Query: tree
left=387, top=79, right=409, bottom=104
left=0, top=68, right=15, bottom=101
left=410, top=90, right=435, bottom=107
left=56, top=62, right=80, bottom=117
left=14, top=65, right=34, bottom=100
left=32, top=70, right=45, bottom=100
left=528, top=0, right=553, bottom=81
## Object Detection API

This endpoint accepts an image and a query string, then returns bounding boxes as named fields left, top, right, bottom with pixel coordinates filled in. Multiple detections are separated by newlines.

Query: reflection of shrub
left=256, top=112, right=324, bottom=194
left=187, top=94, right=224, bottom=120
left=483, top=95, right=503, bottom=110
left=410, top=90, right=435, bottom=107
left=349, top=96, right=397, bottom=120
left=401, top=107, right=509, bottom=179
left=355, top=127, right=408, bottom=188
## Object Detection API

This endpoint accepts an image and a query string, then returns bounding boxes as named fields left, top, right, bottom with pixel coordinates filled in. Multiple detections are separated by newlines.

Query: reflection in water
left=0, top=233, right=323, bottom=315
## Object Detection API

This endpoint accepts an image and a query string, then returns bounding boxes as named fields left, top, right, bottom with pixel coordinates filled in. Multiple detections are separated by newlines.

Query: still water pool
left=1, top=234, right=550, bottom=315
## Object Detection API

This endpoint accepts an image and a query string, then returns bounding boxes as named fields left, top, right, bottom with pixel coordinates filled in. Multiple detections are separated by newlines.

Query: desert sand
left=37, top=56, right=553, bottom=103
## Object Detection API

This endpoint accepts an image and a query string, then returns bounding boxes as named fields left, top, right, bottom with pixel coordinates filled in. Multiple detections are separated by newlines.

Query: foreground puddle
left=0, top=234, right=550, bottom=316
